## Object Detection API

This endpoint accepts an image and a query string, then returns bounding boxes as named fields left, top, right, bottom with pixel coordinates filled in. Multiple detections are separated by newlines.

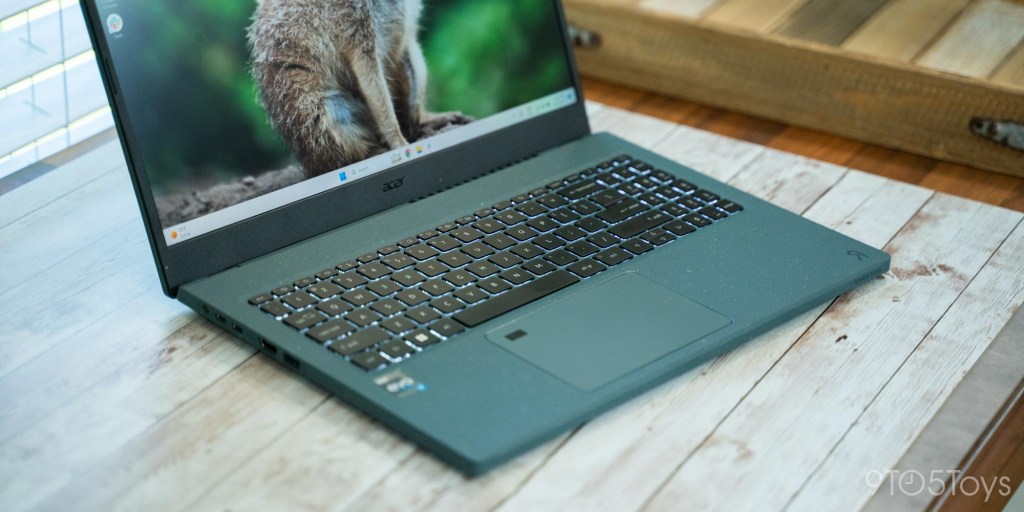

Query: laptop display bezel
left=80, top=0, right=590, bottom=297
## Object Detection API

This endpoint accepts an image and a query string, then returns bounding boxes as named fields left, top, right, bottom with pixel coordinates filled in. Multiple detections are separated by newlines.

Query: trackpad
left=486, top=273, right=732, bottom=391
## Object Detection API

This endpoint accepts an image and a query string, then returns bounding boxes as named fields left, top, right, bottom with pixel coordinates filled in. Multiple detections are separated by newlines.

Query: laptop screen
left=93, top=0, right=576, bottom=246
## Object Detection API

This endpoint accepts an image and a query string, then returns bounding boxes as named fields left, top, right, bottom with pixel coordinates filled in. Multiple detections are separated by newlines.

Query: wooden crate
left=566, top=0, right=1024, bottom=177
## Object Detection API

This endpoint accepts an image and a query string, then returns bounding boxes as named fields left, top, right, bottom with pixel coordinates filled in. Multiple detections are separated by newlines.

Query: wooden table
left=2, top=87, right=1023, bottom=511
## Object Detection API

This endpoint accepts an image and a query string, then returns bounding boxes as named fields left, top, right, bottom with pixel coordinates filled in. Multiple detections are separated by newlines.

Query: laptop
left=81, top=0, right=889, bottom=475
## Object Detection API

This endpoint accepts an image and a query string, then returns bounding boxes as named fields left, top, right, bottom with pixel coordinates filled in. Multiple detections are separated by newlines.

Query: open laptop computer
left=81, top=0, right=889, bottom=475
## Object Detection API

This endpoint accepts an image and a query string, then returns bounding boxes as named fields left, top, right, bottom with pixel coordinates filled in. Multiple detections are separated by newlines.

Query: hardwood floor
left=580, top=77, right=1024, bottom=212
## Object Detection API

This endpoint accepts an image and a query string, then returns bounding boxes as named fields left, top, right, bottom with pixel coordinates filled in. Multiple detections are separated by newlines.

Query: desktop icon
left=106, top=13, right=123, bottom=34
left=415, top=145, right=423, bottom=154
left=339, top=172, right=348, bottom=182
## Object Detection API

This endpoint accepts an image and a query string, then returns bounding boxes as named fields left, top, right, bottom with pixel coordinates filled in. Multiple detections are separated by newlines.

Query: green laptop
left=81, top=0, right=889, bottom=474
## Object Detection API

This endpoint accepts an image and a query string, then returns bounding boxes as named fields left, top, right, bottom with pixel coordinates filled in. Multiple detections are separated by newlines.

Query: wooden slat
left=702, top=0, right=811, bottom=33
left=565, top=0, right=1024, bottom=179
left=643, top=194, right=1022, bottom=512
left=588, top=105, right=680, bottom=147
left=916, top=0, right=1024, bottom=79
left=841, top=0, right=972, bottom=63
left=640, top=0, right=724, bottom=19
left=991, top=42, right=1024, bottom=87
left=497, top=170, right=931, bottom=512
left=773, top=0, right=892, bottom=47
left=790, top=219, right=1024, bottom=511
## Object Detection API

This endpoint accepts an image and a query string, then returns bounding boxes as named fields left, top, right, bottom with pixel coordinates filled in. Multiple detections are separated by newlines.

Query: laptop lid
left=81, top=0, right=590, bottom=297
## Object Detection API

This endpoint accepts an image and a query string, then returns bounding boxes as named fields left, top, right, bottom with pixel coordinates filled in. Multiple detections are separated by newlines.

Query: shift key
left=609, top=211, right=671, bottom=239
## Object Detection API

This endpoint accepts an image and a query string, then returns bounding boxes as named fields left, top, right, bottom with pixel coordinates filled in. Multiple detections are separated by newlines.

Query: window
left=0, top=0, right=113, bottom=179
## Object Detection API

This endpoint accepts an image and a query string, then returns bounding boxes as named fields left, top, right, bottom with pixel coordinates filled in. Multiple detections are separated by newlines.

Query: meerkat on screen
left=249, top=0, right=472, bottom=178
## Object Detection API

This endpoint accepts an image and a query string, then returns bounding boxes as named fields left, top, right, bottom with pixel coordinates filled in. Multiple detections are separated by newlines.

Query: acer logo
left=383, top=178, right=405, bottom=192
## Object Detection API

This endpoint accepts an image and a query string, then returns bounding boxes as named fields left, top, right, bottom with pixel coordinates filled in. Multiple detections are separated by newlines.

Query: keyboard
left=248, top=155, right=743, bottom=371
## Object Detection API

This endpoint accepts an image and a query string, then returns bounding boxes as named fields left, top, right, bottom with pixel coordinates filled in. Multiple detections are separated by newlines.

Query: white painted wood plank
left=915, top=0, right=1024, bottom=79
left=650, top=124, right=767, bottom=183
left=589, top=105, right=681, bottom=148
left=30, top=356, right=328, bottom=512
left=0, top=320, right=256, bottom=512
left=0, top=139, right=123, bottom=229
left=641, top=0, right=727, bottom=19
left=644, top=194, right=1021, bottom=512
left=496, top=172, right=931, bottom=512
left=788, top=219, right=1024, bottom=511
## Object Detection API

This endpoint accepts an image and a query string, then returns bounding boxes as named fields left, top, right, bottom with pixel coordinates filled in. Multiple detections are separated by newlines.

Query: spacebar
left=453, top=270, right=580, bottom=327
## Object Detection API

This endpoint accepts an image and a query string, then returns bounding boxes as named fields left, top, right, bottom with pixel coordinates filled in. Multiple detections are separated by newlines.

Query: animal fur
left=249, top=0, right=472, bottom=177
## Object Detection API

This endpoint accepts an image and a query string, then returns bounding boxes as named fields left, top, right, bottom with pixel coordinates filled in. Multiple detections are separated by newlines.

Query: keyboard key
left=421, top=279, right=455, bottom=296
left=330, top=327, right=389, bottom=356
left=638, top=192, right=665, bottom=206
left=609, top=211, right=671, bottom=239
left=479, top=277, right=513, bottom=294
left=452, top=227, right=484, bottom=243
left=670, top=179, right=697, bottom=193
left=456, top=215, right=475, bottom=225
left=567, top=259, right=607, bottom=278
left=307, top=319, right=355, bottom=342
left=382, top=253, right=415, bottom=270
left=536, top=194, right=568, bottom=208
left=249, top=293, right=272, bottom=306
left=642, top=229, right=676, bottom=246
left=545, top=250, right=578, bottom=266
left=430, top=319, right=467, bottom=338
left=661, top=203, right=688, bottom=217
left=417, top=230, right=440, bottom=240
left=444, top=269, right=477, bottom=287
left=515, top=201, right=548, bottom=217
left=454, top=270, right=579, bottom=327
left=370, top=299, right=406, bottom=316
left=367, top=278, right=402, bottom=296
left=407, top=306, right=441, bottom=323
left=436, top=222, right=458, bottom=233
left=316, top=299, right=352, bottom=316
left=283, top=291, right=317, bottom=309
left=566, top=241, right=599, bottom=257
left=597, top=198, right=645, bottom=223
left=358, top=262, right=391, bottom=279
left=621, top=238, right=654, bottom=255
left=526, top=217, right=557, bottom=232
left=717, top=200, right=743, bottom=213
left=381, top=340, right=415, bottom=359
left=473, top=219, right=504, bottom=234
left=683, top=213, right=712, bottom=228
left=286, top=310, right=325, bottom=329
left=357, top=253, right=378, bottom=263
left=428, top=235, right=461, bottom=252
left=560, top=179, right=602, bottom=200
left=415, top=260, right=449, bottom=277
left=335, top=260, right=358, bottom=272
left=396, top=289, right=431, bottom=306
left=490, top=265, right=529, bottom=285
left=700, top=206, right=728, bottom=220
left=489, top=252, right=524, bottom=269
left=272, top=285, right=294, bottom=296
left=392, top=269, right=426, bottom=287
left=351, top=351, right=389, bottom=371
left=656, top=186, right=681, bottom=199
left=570, top=200, right=601, bottom=215
left=495, top=210, right=527, bottom=225
left=380, top=316, right=417, bottom=335
left=398, top=237, right=419, bottom=247
left=694, top=190, right=719, bottom=203
left=461, top=242, right=495, bottom=258
left=467, top=261, right=500, bottom=278
left=588, top=232, right=621, bottom=248
left=431, top=296, right=466, bottom=313
left=294, top=276, right=317, bottom=288
left=678, top=196, right=703, bottom=209
left=454, top=286, right=489, bottom=304
left=664, top=220, right=696, bottom=237
left=493, top=200, right=513, bottom=211
left=483, top=233, right=517, bottom=250
left=315, top=268, right=338, bottom=280
left=308, top=282, right=342, bottom=300
left=511, top=243, right=543, bottom=260
left=576, top=217, right=608, bottom=233
left=377, top=245, right=400, bottom=256
left=524, top=259, right=557, bottom=275
left=261, top=301, right=290, bottom=317
left=438, top=251, right=472, bottom=268
left=341, top=289, right=376, bottom=307
left=506, top=226, right=540, bottom=241
left=406, top=244, right=439, bottom=261
left=549, top=209, right=581, bottom=224
left=405, top=329, right=440, bottom=347
left=533, top=234, right=565, bottom=250
left=346, top=309, right=382, bottom=327
left=333, top=272, right=368, bottom=289
left=554, top=226, right=587, bottom=242
left=592, top=189, right=626, bottom=207
left=595, top=248, right=631, bottom=266
left=652, top=169, right=674, bottom=182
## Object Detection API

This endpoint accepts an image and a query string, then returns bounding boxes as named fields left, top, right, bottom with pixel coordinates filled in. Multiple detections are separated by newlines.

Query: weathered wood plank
left=640, top=0, right=724, bottom=19
left=841, top=0, right=971, bottom=63
left=644, top=194, right=1021, bottom=512
left=991, top=42, right=1024, bottom=87
left=702, top=0, right=811, bottom=33
left=496, top=171, right=931, bottom=512
left=588, top=105, right=680, bottom=148
left=30, top=356, right=328, bottom=512
left=916, top=0, right=1024, bottom=79
left=646, top=124, right=767, bottom=183
left=773, top=0, right=891, bottom=47
left=789, top=218, right=1024, bottom=511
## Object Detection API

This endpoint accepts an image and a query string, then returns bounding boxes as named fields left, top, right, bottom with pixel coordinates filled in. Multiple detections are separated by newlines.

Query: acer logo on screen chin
left=383, top=179, right=405, bottom=192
